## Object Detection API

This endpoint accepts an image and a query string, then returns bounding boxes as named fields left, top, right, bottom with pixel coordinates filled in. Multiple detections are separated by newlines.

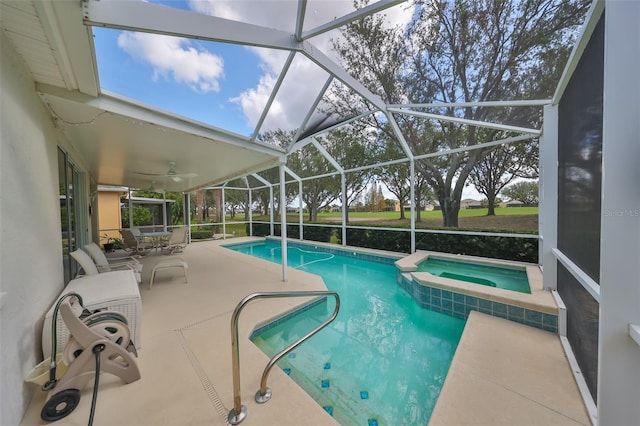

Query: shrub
left=191, top=230, right=213, bottom=240
left=245, top=223, right=537, bottom=263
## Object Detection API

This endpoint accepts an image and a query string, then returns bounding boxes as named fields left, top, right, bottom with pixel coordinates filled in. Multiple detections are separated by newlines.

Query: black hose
left=88, top=344, right=105, bottom=426
left=43, top=292, right=85, bottom=391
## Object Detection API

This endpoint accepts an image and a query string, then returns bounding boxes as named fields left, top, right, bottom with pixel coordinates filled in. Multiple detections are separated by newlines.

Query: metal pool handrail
left=228, top=291, right=341, bottom=425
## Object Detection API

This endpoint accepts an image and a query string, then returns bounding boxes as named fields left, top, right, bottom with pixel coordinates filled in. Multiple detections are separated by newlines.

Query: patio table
left=139, top=231, right=171, bottom=252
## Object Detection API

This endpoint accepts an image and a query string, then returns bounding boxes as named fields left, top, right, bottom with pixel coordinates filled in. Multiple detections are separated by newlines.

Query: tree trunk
left=442, top=200, right=460, bottom=227
left=196, top=190, right=204, bottom=223
left=486, top=193, right=496, bottom=216
left=308, top=206, right=317, bottom=222
left=214, top=189, right=222, bottom=223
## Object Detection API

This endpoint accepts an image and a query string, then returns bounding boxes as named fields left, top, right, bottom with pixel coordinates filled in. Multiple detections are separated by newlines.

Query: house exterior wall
left=0, top=33, right=81, bottom=425
left=98, top=191, right=124, bottom=244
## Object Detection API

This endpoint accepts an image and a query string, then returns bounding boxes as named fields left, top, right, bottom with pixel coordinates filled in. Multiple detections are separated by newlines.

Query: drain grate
left=176, top=330, right=228, bottom=424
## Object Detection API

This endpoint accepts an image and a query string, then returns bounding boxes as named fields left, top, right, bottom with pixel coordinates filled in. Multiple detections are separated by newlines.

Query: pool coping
left=430, top=311, right=591, bottom=426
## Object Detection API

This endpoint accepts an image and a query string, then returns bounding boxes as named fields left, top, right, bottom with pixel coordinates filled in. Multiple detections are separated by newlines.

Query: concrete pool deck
left=21, top=238, right=590, bottom=426
left=431, top=311, right=591, bottom=425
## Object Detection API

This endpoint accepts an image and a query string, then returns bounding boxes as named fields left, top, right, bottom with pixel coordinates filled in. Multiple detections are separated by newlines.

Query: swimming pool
left=417, top=256, right=531, bottom=294
left=224, top=240, right=465, bottom=425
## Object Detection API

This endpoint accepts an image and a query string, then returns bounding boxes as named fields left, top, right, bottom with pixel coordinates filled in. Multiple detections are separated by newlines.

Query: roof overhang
left=38, top=83, right=284, bottom=192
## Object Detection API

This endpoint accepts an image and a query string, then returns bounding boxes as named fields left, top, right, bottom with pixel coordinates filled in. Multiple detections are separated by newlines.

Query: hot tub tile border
left=399, top=273, right=558, bottom=333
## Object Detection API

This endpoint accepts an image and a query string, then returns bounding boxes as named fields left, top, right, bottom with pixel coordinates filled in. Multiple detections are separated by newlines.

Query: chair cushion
left=84, top=243, right=109, bottom=268
left=70, top=249, right=99, bottom=275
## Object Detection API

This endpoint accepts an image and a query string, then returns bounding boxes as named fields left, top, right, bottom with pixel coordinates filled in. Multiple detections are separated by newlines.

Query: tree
left=377, top=132, right=411, bottom=219
left=225, top=179, right=251, bottom=220
left=131, top=206, right=151, bottom=226
left=331, top=0, right=589, bottom=227
left=414, top=172, right=435, bottom=222
left=284, top=140, right=340, bottom=221
left=258, top=130, right=310, bottom=218
left=469, top=134, right=539, bottom=215
left=502, top=180, right=539, bottom=204
left=365, top=183, right=386, bottom=211
left=319, top=127, right=379, bottom=222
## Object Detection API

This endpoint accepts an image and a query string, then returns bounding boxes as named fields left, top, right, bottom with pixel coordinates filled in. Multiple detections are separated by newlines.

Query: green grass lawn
left=316, top=207, right=538, bottom=220
left=226, top=207, right=538, bottom=223
left=220, top=206, right=539, bottom=234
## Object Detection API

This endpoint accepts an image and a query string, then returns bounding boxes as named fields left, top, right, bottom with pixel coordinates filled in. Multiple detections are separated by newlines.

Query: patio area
left=21, top=239, right=589, bottom=426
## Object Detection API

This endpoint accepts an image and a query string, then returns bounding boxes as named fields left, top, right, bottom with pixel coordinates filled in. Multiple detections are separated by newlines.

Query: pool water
left=225, top=241, right=465, bottom=425
left=417, top=256, right=531, bottom=294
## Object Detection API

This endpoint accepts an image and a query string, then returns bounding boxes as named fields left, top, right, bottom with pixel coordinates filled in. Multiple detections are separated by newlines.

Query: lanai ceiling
left=1, top=0, right=409, bottom=193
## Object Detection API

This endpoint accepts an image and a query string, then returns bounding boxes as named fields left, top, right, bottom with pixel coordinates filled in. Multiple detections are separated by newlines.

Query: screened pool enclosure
left=1, top=0, right=638, bottom=425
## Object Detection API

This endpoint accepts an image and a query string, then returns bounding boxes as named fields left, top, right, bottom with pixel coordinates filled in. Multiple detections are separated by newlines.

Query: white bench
left=149, top=258, right=188, bottom=290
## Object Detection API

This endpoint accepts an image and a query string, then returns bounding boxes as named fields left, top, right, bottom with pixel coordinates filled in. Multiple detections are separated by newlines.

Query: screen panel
left=557, top=265, right=599, bottom=398
left=557, top=14, right=604, bottom=282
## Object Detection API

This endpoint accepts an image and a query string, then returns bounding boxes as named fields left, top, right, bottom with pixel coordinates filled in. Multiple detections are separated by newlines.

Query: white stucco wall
left=0, top=34, right=69, bottom=425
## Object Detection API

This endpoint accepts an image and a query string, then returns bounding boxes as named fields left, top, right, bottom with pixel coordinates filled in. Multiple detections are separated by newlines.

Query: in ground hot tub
left=417, top=255, right=531, bottom=294
left=395, top=251, right=560, bottom=333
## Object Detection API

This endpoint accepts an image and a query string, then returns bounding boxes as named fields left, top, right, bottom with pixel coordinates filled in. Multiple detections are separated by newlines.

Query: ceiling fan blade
left=177, top=173, right=198, bottom=179
left=134, top=171, right=164, bottom=177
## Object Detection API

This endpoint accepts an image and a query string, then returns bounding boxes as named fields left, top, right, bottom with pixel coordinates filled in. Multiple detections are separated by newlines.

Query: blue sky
left=94, top=27, right=263, bottom=136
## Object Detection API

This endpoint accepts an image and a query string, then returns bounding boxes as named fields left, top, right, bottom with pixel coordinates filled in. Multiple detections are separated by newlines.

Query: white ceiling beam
left=294, top=0, right=308, bottom=41
left=388, top=108, right=542, bottom=135
left=293, top=76, right=334, bottom=144
left=252, top=173, right=273, bottom=187
left=300, top=42, right=387, bottom=111
left=302, top=0, right=407, bottom=40
left=311, top=138, right=343, bottom=173
left=387, top=99, right=552, bottom=108
left=82, top=0, right=299, bottom=51
left=284, top=166, right=302, bottom=182
left=42, top=0, right=99, bottom=96
left=288, top=109, right=378, bottom=153
left=251, top=52, right=297, bottom=141
left=413, top=134, right=536, bottom=161
left=37, top=83, right=286, bottom=157
left=287, top=136, right=315, bottom=154
left=387, top=112, right=415, bottom=160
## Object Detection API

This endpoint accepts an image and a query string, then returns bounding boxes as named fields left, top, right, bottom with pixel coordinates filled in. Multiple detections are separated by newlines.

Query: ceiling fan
left=148, top=181, right=165, bottom=194
left=135, top=161, right=197, bottom=183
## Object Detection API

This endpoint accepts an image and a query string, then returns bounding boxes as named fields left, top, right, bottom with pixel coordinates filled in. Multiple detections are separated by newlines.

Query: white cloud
left=187, top=0, right=415, bottom=133
left=117, top=31, right=224, bottom=93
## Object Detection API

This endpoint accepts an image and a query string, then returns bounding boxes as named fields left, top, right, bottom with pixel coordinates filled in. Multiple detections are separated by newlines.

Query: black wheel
left=41, top=389, right=80, bottom=422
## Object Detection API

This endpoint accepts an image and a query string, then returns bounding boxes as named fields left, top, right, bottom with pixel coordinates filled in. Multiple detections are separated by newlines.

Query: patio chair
left=71, top=247, right=142, bottom=283
left=70, top=249, right=100, bottom=277
left=120, top=229, right=153, bottom=254
left=84, top=242, right=142, bottom=274
left=161, top=227, right=189, bottom=254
